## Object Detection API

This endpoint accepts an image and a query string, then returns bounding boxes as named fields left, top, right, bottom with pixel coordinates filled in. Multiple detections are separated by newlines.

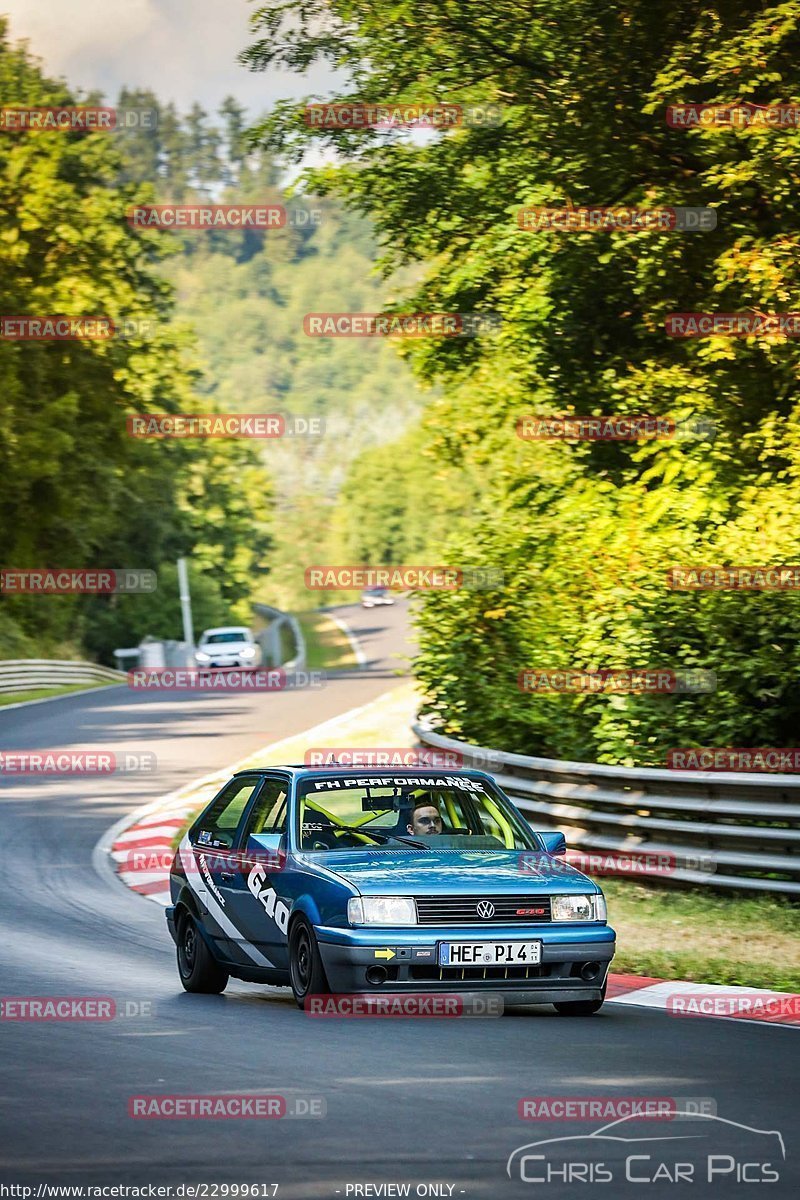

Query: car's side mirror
left=248, top=832, right=286, bottom=872
left=537, top=830, right=567, bottom=856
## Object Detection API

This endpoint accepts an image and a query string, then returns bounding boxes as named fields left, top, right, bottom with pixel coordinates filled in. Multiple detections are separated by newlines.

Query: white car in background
left=194, top=626, right=262, bottom=669
left=361, top=586, right=395, bottom=608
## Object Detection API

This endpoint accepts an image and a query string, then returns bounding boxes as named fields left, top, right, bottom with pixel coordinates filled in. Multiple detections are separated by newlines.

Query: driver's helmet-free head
left=407, top=799, right=444, bottom=833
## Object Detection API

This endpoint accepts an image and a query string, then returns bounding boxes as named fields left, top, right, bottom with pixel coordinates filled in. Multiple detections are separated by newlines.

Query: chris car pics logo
left=507, top=1112, right=785, bottom=1185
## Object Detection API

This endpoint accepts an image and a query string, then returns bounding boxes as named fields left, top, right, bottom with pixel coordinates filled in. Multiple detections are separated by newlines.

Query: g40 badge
left=247, top=864, right=291, bottom=933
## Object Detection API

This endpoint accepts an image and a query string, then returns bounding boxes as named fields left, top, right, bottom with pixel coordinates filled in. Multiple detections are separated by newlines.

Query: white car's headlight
left=347, top=896, right=417, bottom=926
left=195, top=650, right=211, bottom=662
left=552, top=893, right=604, bottom=922
left=239, top=646, right=257, bottom=659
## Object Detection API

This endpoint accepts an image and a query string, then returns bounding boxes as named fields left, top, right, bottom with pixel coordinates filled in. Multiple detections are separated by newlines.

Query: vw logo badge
left=476, top=900, right=495, bottom=919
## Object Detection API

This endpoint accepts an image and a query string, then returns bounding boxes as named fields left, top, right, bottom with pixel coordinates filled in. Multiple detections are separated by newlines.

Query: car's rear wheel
left=553, top=983, right=606, bottom=1016
left=177, top=911, right=229, bottom=994
left=289, top=917, right=329, bottom=1008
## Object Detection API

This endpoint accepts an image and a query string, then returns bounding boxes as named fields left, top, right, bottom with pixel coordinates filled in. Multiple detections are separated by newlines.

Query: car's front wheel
left=553, top=983, right=606, bottom=1016
left=289, top=917, right=329, bottom=1008
left=176, top=911, right=229, bottom=994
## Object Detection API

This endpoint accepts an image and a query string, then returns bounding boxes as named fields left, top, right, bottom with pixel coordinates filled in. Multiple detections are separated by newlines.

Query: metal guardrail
left=0, top=659, right=126, bottom=694
left=413, top=724, right=800, bottom=895
left=254, top=605, right=306, bottom=671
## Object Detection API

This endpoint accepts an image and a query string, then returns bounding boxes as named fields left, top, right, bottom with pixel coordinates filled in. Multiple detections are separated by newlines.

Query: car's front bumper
left=315, top=923, right=615, bottom=1002
left=197, top=659, right=257, bottom=669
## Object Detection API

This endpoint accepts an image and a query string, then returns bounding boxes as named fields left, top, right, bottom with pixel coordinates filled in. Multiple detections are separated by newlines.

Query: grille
left=414, top=895, right=552, bottom=925
left=411, top=964, right=550, bottom=982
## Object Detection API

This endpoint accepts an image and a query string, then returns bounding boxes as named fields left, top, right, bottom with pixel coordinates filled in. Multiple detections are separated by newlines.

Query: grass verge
left=295, top=611, right=358, bottom=671
left=605, top=879, right=799, bottom=991
left=0, top=681, right=113, bottom=707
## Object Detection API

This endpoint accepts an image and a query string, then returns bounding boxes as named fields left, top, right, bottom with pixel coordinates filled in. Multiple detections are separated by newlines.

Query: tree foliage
left=245, top=0, right=800, bottom=762
left=0, top=29, right=272, bottom=662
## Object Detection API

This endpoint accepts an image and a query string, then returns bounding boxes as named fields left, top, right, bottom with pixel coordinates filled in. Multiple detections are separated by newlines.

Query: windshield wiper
left=361, top=829, right=430, bottom=850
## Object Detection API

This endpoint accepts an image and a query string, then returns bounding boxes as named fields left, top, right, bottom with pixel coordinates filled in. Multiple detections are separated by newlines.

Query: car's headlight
left=239, top=646, right=257, bottom=658
left=347, top=896, right=417, bottom=926
left=195, top=651, right=211, bottom=662
left=551, top=893, right=604, bottom=922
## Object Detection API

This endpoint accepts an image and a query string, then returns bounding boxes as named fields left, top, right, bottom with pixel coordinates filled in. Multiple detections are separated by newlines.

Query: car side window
left=194, top=778, right=261, bottom=848
left=242, top=777, right=289, bottom=839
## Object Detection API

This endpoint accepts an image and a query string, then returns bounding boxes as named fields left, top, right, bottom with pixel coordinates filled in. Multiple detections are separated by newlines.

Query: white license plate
left=438, top=941, right=542, bottom=967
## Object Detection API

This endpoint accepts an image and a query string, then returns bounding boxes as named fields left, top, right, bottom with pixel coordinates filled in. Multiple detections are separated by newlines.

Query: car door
left=185, top=774, right=265, bottom=958
left=217, top=772, right=292, bottom=969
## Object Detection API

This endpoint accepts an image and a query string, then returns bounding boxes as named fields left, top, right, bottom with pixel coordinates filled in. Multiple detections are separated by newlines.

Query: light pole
left=177, top=557, right=195, bottom=651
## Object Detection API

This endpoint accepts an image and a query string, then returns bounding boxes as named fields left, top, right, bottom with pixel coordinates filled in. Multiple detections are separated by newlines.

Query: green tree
left=185, top=103, right=223, bottom=197
left=219, top=96, right=248, bottom=185
left=0, top=24, right=272, bottom=663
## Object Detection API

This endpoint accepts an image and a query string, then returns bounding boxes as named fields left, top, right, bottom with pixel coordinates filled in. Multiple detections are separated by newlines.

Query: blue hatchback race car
left=166, top=766, right=615, bottom=1014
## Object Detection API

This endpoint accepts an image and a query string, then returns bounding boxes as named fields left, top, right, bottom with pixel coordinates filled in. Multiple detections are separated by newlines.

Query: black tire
left=289, top=917, right=329, bottom=1008
left=554, top=983, right=606, bottom=1016
left=176, top=911, right=229, bottom=994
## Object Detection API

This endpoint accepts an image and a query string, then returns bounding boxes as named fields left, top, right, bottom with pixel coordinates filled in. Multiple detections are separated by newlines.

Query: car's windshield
left=296, top=775, right=539, bottom=852
left=202, top=631, right=250, bottom=644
